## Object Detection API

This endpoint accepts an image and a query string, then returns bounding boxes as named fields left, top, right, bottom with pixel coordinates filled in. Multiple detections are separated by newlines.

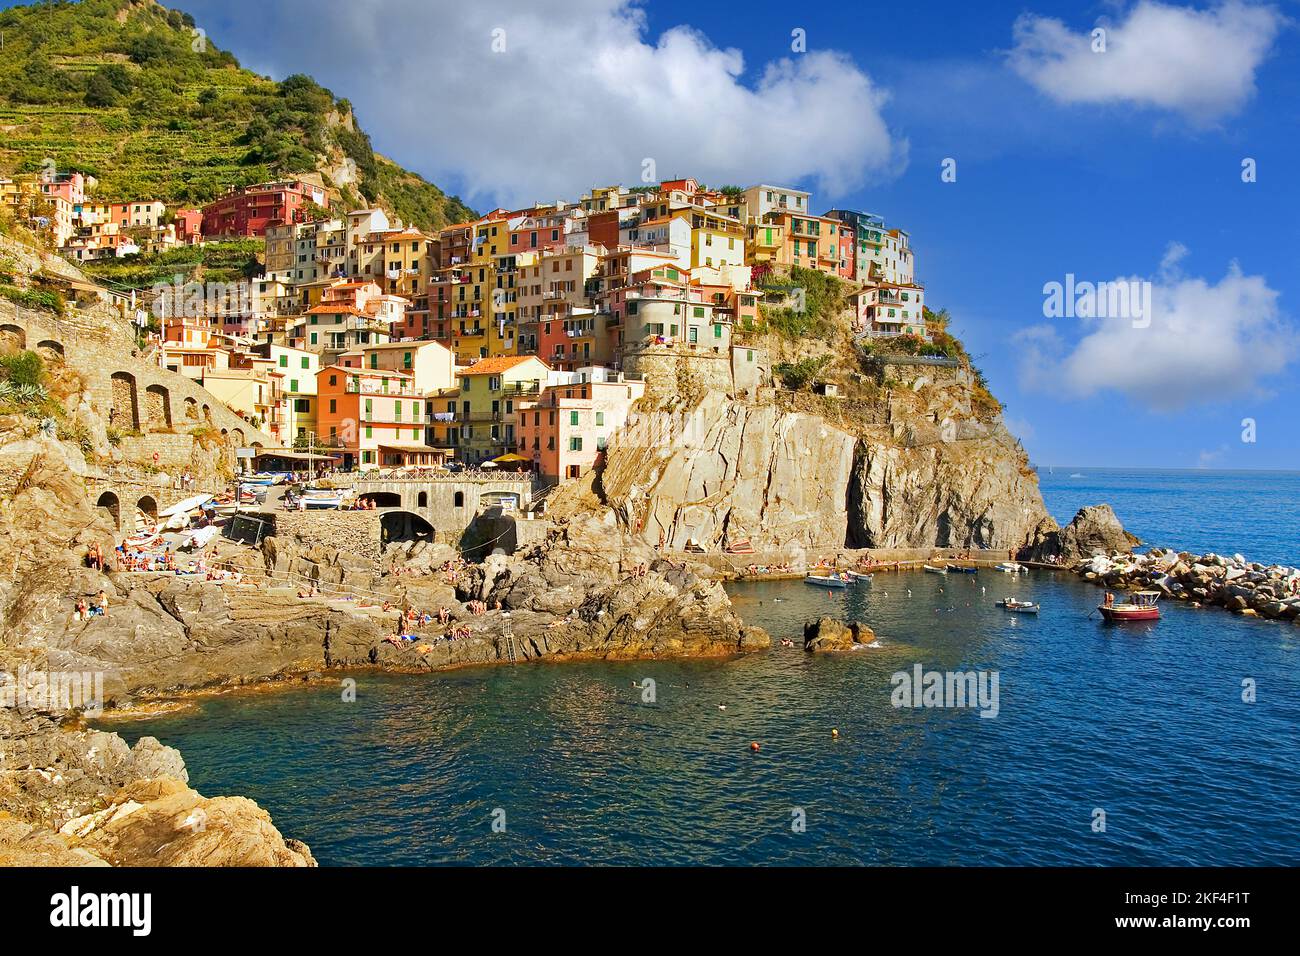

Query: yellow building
left=451, top=355, right=550, bottom=464
left=689, top=208, right=745, bottom=271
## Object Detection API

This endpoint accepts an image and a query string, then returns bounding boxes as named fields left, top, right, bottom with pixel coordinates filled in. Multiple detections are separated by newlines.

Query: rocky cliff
left=579, top=362, right=1051, bottom=556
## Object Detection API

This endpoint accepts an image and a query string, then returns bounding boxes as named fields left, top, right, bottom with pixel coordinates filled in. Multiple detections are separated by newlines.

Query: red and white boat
left=1099, top=590, right=1161, bottom=622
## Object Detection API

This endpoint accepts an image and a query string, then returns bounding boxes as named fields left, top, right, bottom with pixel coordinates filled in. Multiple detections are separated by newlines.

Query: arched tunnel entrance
left=380, top=511, right=435, bottom=545
left=359, top=491, right=402, bottom=509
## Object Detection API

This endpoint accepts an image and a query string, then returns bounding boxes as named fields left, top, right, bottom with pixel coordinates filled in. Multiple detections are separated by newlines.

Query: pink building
left=516, top=377, right=645, bottom=482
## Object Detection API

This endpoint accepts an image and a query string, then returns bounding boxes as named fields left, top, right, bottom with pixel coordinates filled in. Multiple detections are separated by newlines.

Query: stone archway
left=36, top=339, right=64, bottom=359
left=144, top=384, right=171, bottom=429
left=184, top=397, right=198, bottom=421
left=136, top=495, right=159, bottom=526
left=359, top=491, right=402, bottom=509
left=202, top=403, right=212, bottom=422
left=0, top=324, right=25, bottom=350
left=95, top=491, right=120, bottom=530
left=380, top=510, right=435, bottom=545
left=110, top=371, right=139, bottom=430
left=231, top=428, right=246, bottom=448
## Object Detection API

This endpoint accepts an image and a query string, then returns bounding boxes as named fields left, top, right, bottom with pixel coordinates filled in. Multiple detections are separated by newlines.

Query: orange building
left=314, top=365, right=437, bottom=469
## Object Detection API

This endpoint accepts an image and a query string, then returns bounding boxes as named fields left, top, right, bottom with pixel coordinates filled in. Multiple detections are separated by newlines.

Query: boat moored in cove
left=805, top=573, right=849, bottom=588
left=1098, top=590, right=1161, bottom=622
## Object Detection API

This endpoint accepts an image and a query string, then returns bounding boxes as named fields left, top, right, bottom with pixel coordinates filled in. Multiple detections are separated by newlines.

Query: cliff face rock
left=589, top=388, right=1050, bottom=554
left=847, top=423, right=1048, bottom=550
left=597, top=392, right=858, bottom=552
left=1025, top=504, right=1140, bottom=562
left=0, top=709, right=315, bottom=867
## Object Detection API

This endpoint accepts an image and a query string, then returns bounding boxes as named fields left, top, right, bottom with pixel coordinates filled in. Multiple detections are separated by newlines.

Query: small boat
left=846, top=571, right=874, bottom=582
left=805, top=574, right=849, bottom=588
left=302, top=494, right=343, bottom=510
left=946, top=565, right=978, bottom=574
left=1099, top=591, right=1161, bottom=622
left=923, top=565, right=948, bottom=575
left=998, top=598, right=1040, bottom=614
left=994, top=562, right=1027, bottom=574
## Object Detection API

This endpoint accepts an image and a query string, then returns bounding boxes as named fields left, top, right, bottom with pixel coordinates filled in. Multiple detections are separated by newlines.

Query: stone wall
left=273, top=510, right=384, bottom=563
left=350, top=477, right=534, bottom=533
left=622, top=346, right=734, bottom=406
left=2, top=303, right=273, bottom=477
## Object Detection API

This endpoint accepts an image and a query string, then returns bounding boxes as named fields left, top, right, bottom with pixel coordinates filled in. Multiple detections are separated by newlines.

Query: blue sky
left=38, top=0, right=1300, bottom=468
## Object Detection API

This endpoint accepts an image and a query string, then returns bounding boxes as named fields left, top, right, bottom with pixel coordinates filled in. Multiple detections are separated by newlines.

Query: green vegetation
left=0, top=348, right=50, bottom=411
left=757, top=266, right=846, bottom=340
left=0, top=0, right=475, bottom=230
left=774, top=354, right=831, bottom=391
left=0, top=283, right=66, bottom=315
left=81, top=238, right=262, bottom=292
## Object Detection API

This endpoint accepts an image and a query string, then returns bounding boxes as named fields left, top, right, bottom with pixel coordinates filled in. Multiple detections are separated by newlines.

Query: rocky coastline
left=1069, top=548, right=1300, bottom=622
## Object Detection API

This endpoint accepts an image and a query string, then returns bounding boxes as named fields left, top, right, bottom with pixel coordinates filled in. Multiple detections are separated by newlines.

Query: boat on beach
left=946, top=565, right=978, bottom=574
left=923, top=565, right=948, bottom=575
left=805, top=574, right=849, bottom=588
left=994, top=562, right=1027, bottom=574
left=1099, top=590, right=1161, bottom=622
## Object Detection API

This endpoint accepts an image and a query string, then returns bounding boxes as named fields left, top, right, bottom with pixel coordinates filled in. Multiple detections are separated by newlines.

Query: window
left=595, top=412, right=604, bottom=426
left=714, top=324, right=723, bottom=339
left=454, top=491, right=464, bottom=508
left=278, top=355, right=288, bottom=367
left=301, top=356, right=310, bottom=369
left=290, top=379, right=298, bottom=392
left=329, top=399, right=337, bottom=413
left=365, top=398, right=373, bottom=419
left=688, top=327, right=698, bottom=344
left=365, top=426, right=373, bottom=438
left=570, top=410, right=579, bottom=426
left=693, top=307, right=705, bottom=318
left=570, top=436, right=583, bottom=451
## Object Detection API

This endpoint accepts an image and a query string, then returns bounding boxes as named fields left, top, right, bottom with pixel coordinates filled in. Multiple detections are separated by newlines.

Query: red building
left=201, top=179, right=326, bottom=238
left=174, top=208, right=204, bottom=243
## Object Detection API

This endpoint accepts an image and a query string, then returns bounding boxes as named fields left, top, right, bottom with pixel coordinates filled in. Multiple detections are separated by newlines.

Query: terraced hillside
left=0, top=0, right=475, bottom=230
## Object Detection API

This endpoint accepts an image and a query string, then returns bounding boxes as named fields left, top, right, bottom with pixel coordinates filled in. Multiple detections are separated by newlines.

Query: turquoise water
left=100, top=470, right=1300, bottom=866
left=1038, top=468, right=1300, bottom=567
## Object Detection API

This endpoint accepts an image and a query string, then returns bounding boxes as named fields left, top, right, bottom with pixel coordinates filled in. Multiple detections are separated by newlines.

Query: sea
left=101, top=469, right=1300, bottom=866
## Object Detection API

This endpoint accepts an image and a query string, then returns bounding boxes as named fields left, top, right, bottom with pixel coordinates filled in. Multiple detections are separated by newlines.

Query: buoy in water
left=750, top=741, right=760, bottom=752
left=831, top=729, right=839, bottom=739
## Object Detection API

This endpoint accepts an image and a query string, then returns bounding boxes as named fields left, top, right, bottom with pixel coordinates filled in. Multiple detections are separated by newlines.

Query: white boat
left=805, top=574, right=849, bottom=588
left=159, top=494, right=215, bottom=518
left=846, top=571, right=874, bottom=582
left=995, top=562, right=1028, bottom=574
left=302, top=494, right=343, bottom=510
left=183, top=525, right=220, bottom=551
left=998, top=598, right=1040, bottom=613
left=923, top=565, right=948, bottom=575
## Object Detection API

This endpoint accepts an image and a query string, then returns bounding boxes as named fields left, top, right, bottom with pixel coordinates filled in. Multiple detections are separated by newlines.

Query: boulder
left=803, top=616, right=876, bottom=653
left=1024, top=504, right=1139, bottom=563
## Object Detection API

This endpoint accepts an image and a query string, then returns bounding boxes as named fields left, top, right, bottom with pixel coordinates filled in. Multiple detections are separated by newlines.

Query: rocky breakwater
left=1075, top=549, right=1300, bottom=622
left=0, top=708, right=315, bottom=866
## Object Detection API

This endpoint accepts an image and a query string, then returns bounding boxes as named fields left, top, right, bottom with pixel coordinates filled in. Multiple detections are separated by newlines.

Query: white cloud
left=208, top=0, right=903, bottom=208
left=1008, top=1, right=1285, bottom=121
left=1015, top=249, right=1297, bottom=412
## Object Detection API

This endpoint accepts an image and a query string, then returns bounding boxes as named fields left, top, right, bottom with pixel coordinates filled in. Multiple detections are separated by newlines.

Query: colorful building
left=516, top=376, right=646, bottom=482
left=451, top=355, right=550, bottom=465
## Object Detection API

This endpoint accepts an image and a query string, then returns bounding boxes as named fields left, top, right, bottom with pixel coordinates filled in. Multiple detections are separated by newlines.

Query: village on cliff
left=3, top=171, right=927, bottom=486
